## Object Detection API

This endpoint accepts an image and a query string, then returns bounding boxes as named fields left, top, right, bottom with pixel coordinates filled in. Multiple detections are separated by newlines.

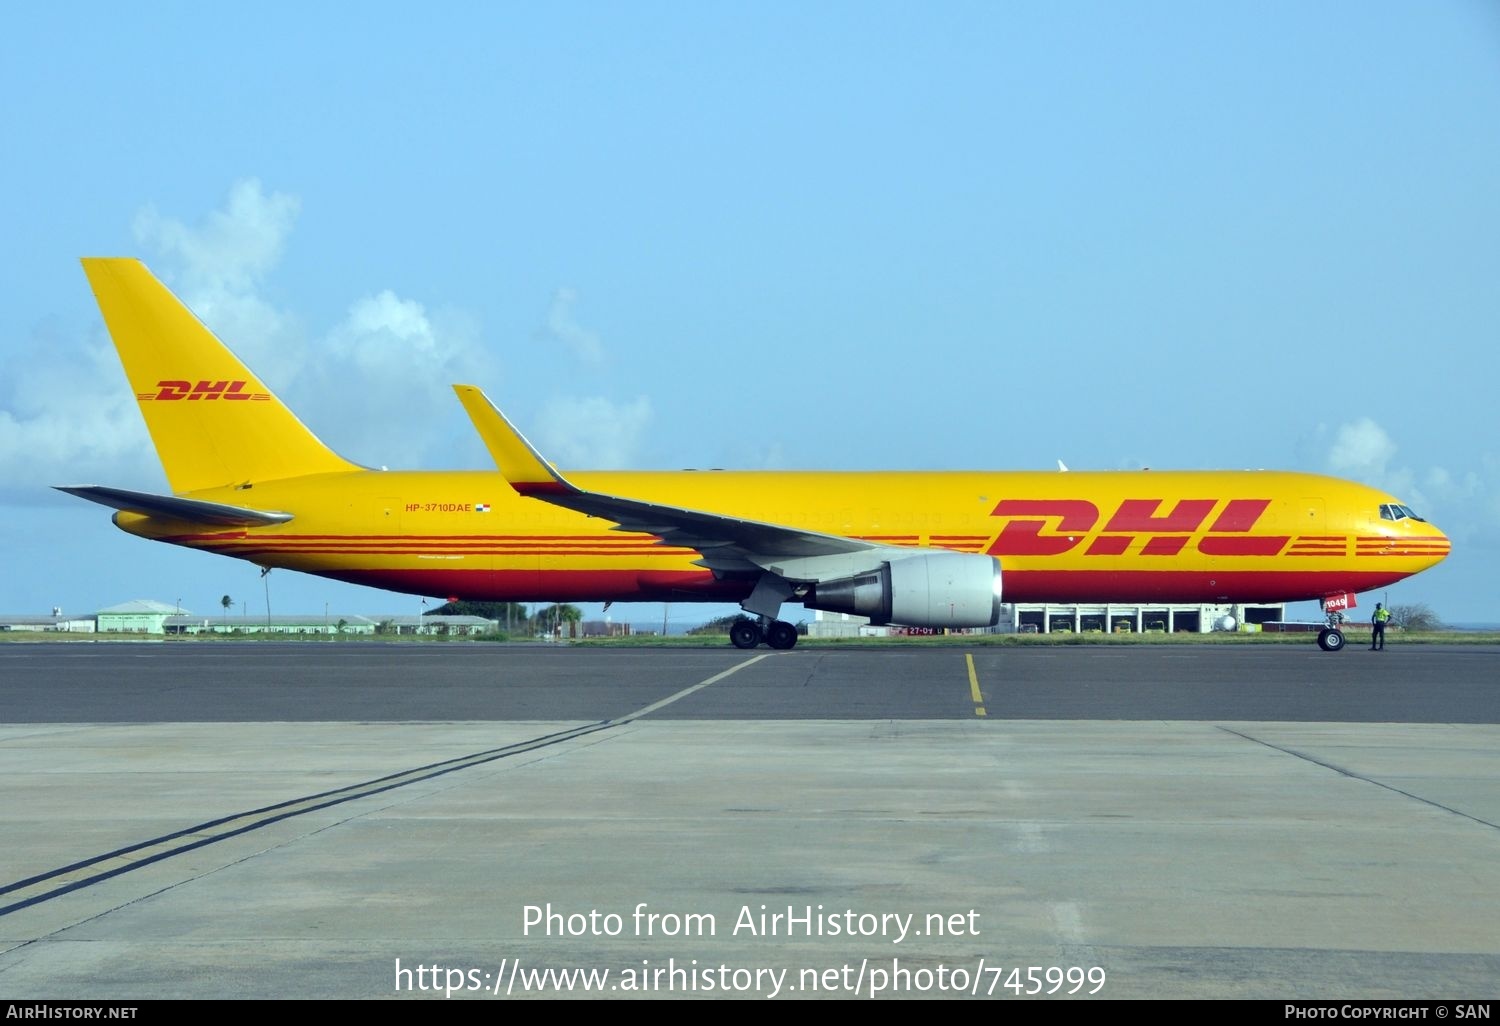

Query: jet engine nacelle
left=804, top=552, right=1002, bottom=628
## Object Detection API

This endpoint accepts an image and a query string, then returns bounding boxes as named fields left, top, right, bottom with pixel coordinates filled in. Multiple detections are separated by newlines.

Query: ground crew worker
left=1371, top=603, right=1391, bottom=650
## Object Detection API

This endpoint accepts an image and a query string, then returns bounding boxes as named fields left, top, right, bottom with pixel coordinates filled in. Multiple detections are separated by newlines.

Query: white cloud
left=4, top=181, right=313, bottom=500
left=0, top=179, right=452, bottom=493
left=133, top=178, right=299, bottom=295
left=313, top=291, right=497, bottom=466
left=0, top=339, right=159, bottom=503
left=1322, top=416, right=1497, bottom=541
left=338, top=292, right=439, bottom=357
left=1326, top=417, right=1396, bottom=478
left=132, top=180, right=307, bottom=379
left=537, top=288, right=605, bottom=367
left=3, top=179, right=658, bottom=502
left=1, top=181, right=304, bottom=503
left=534, top=396, right=652, bottom=469
left=1323, top=417, right=1423, bottom=510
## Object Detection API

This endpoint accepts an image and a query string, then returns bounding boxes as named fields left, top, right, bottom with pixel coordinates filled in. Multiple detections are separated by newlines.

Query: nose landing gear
left=1317, top=610, right=1346, bottom=652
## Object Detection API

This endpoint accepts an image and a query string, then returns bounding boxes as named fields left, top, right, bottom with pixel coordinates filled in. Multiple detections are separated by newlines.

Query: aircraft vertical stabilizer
left=80, top=258, right=359, bottom=494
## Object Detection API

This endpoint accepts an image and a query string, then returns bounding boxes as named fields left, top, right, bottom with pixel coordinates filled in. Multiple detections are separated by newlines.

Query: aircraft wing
left=55, top=485, right=294, bottom=526
left=451, top=385, right=883, bottom=576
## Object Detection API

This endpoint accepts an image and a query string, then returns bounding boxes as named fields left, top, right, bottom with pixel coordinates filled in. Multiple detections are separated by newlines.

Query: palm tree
left=537, top=603, right=583, bottom=637
left=220, top=594, right=233, bottom=615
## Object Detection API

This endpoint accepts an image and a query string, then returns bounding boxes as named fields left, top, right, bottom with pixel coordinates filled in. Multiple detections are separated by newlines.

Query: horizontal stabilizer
left=55, top=485, right=293, bottom=526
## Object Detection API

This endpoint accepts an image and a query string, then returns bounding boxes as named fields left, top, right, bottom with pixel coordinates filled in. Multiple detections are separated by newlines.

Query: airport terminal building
left=809, top=601, right=1286, bottom=638
left=0, top=600, right=497, bottom=637
left=7, top=599, right=1283, bottom=639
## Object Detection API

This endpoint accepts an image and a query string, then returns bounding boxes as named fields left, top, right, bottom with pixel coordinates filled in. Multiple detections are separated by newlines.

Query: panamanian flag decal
left=475, top=502, right=491, bottom=513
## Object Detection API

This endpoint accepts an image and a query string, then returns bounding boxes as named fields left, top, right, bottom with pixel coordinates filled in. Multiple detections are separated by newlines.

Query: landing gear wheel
left=729, top=620, right=763, bottom=650
left=1317, top=628, right=1346, bottom=652
left=765, top=620, right=798, bottom=650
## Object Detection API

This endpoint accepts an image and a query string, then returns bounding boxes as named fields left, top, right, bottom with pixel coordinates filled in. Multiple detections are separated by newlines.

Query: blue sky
left=3, top=2, right=1497, bottom=626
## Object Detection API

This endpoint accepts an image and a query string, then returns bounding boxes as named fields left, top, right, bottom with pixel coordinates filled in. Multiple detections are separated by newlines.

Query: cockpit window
left=1379, top=503, right=1427, bottom=523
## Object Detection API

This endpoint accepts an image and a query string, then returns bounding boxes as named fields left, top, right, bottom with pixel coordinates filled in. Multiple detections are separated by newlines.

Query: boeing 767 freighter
left=61, top=258, right=1450, bottom=651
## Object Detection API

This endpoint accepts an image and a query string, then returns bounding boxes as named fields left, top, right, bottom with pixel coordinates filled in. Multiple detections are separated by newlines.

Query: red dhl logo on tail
left=137, top=380, right=271, bottom=402
left=987, top=498, right=1290, bottom=557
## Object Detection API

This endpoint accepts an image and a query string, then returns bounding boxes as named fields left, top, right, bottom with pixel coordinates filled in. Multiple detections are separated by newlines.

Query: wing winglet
left=451, top=384, right=882, bottom=568
left=451, top=385, right=574, bottom=496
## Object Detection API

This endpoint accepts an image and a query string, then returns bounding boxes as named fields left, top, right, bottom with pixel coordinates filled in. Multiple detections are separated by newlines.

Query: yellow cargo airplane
left=61, top=258, right=1450, bottom=652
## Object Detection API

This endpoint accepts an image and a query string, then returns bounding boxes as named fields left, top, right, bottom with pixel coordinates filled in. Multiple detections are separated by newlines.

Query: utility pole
left=261, top=566, right=272, bottom=633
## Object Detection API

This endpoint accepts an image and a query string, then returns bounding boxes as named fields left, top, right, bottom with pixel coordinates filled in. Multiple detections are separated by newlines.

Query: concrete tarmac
left=2, top=641, right=1497, bottom=1000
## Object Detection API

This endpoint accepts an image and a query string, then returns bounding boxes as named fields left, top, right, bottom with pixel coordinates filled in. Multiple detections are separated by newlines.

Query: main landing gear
left=729, top=617, right=798, bottom=650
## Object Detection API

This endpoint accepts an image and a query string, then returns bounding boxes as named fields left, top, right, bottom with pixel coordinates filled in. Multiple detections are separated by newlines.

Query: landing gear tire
left=730, top=620, right=763, bottom=650
left=765, top=620, right=798, bottom=650
left=1317, top=628, right=1346, bottom=652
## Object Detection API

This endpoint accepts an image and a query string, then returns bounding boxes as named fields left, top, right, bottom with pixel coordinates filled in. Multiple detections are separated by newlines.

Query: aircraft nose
left=1421, top=523, right=1452, bottom=566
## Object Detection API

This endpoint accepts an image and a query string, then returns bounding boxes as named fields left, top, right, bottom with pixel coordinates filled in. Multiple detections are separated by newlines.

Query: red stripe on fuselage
left=319, top=567, right=750, bottom=603
left=1197, top=536, right=1289, bottom=556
